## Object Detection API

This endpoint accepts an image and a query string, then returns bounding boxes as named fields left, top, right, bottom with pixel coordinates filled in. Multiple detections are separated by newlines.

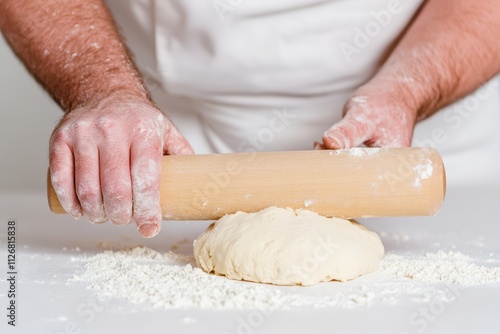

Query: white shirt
left=106, top=0, right=500, bottom=186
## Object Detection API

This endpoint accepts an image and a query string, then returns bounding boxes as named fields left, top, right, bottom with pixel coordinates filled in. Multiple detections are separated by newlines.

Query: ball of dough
left=193, top=206, right=384, bottom=286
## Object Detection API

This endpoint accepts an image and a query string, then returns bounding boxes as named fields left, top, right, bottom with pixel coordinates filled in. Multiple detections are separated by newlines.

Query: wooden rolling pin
left=48, top=147, right=446, bottom=220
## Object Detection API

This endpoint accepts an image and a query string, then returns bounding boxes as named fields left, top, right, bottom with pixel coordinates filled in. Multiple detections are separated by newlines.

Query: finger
left=162, top=118, right=194, bottom=155
left=322, top=114, right=373, bottom=149
left=364, top=111, right=414, bottom=148
left=99, top=142, right=133, bottom=226
left=49, top=139, right=82, bottom=219
left=313, top=141, right=325, bottom=150
left=130, top=135, right=163, bottom=238
left=365, top=133, right=412, bottom=148
left=74, top=141, right=107, bottom=224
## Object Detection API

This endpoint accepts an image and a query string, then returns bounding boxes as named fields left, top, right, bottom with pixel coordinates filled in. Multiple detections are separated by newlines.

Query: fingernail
left=88, top=214, right=108, bottom=224
left=139, top=223, right=159, bottom=238
left=323, top=131, right=347, bottom=149
left=71, top=211, right=83, bottom=220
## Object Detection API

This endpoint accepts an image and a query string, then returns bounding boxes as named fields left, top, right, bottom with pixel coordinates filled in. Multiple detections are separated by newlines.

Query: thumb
left=322, top=114, right=373, bottom=149
left=163, top=124, right=195, bottom=155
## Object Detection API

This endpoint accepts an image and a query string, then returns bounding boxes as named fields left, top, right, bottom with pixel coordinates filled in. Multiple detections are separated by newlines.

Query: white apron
left=105, top=0, right=500, bottom=186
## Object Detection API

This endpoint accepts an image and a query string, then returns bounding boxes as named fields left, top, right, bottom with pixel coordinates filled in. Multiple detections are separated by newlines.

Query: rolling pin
left=48, top=147, right=446, bottom=220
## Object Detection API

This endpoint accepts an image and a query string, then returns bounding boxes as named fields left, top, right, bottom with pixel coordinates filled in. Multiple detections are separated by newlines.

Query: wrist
left=67, top=86, right=153, bottom=113
left=352, top=77, right=418, bottom=114
left=357, top=73, right=439, bottom=122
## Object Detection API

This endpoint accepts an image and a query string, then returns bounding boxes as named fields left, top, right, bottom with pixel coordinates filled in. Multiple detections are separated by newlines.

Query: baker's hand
left=317, top=83, right=418, bottom=149
left=49, top=96, right=193, bottom=238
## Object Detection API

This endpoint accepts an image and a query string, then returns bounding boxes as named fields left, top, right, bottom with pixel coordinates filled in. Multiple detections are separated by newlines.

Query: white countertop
left=1, top=186, right=500, bottom=334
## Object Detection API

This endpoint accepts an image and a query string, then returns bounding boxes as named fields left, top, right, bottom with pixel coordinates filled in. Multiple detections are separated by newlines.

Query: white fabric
left=106, top=0, right=500, bottom=186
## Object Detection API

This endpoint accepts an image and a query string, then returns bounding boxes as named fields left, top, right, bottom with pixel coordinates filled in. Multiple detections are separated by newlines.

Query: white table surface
left=1, top=186, right=500, bottom=334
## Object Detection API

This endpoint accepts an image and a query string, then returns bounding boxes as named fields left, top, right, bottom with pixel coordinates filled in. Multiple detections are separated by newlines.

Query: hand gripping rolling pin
left=48, top=148, right=446, bottom=220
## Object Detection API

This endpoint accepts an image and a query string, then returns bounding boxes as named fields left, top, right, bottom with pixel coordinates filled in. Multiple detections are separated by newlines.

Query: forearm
left=0, top=0, right=150, bottom=111
left=370, top=0, right=500, bottom=120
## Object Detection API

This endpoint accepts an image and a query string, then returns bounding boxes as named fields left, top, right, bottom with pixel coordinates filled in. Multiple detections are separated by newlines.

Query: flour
left=379, top=251, right=500, bottom=285
left=412, top=159, right=434, bottom=187
left=348, top=147, right=382, bottom=157
left=351, top=96, right=367, bottom=105
left=72, top=247, right=289, bottom=309
left=327, top=148, right=382, bottom=157
left=71, top=246, right=500, bottom=310
left=303, top=200, right=314, bottom=208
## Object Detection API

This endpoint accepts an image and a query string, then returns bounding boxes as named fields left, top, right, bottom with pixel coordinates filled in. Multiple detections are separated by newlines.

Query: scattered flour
left=72, top=247, right=289, bottom=309
left=71, top=246, right=500, bottom=310
left=351, top=95, right=367, bottom=105
left=327, top=148, right=382, bottom=157
left=303, top=200, right=313, bottom=208
left=412, top=159, right=433, bottom=187
left=348, top=147, right=381, bottom=157
left=379, top=251, right=500, bottom=286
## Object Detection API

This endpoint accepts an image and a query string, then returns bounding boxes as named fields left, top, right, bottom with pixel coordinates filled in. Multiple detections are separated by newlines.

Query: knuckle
left=135, top=179, right=155, bottom=193
left=96, top=117, right=117, bottom=136
left=74, top=142, right=95, bottom=158
left=77, top=183, right=101, bottom=203
left=107, top=207, right=132, bottom=225
left=104, top=181, right=130, bottom=199
left=50, top=128, right=70, bottom=145
left=132, top=118, right=163, bottom=140
left=103, top=182, right=132, bottom=224
left=133, top=191, right=160, bottom=215
left=132, top=117, right=152, bottom=130
left=49, top=147, right=64, bottom=165
left=133, top=173, right=160, bottom=193
left=50, top=170, right=66, bottom=190
left=132, top=158, right=161, bottom=192
left=84, top=205, right=107, bottom=223
left=107, top=204, right=132, bottom=224
left=71, top=120, right=91, bottom=136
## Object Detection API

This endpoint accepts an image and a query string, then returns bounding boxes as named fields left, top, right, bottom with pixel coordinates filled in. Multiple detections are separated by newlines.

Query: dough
left=193, top=206, right=384, bottom=286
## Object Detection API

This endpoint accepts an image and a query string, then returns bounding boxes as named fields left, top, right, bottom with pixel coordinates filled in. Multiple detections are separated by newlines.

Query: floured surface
left=1, top=189, right=500, bottom=334
left=71, top=246, right=500, bottom=310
